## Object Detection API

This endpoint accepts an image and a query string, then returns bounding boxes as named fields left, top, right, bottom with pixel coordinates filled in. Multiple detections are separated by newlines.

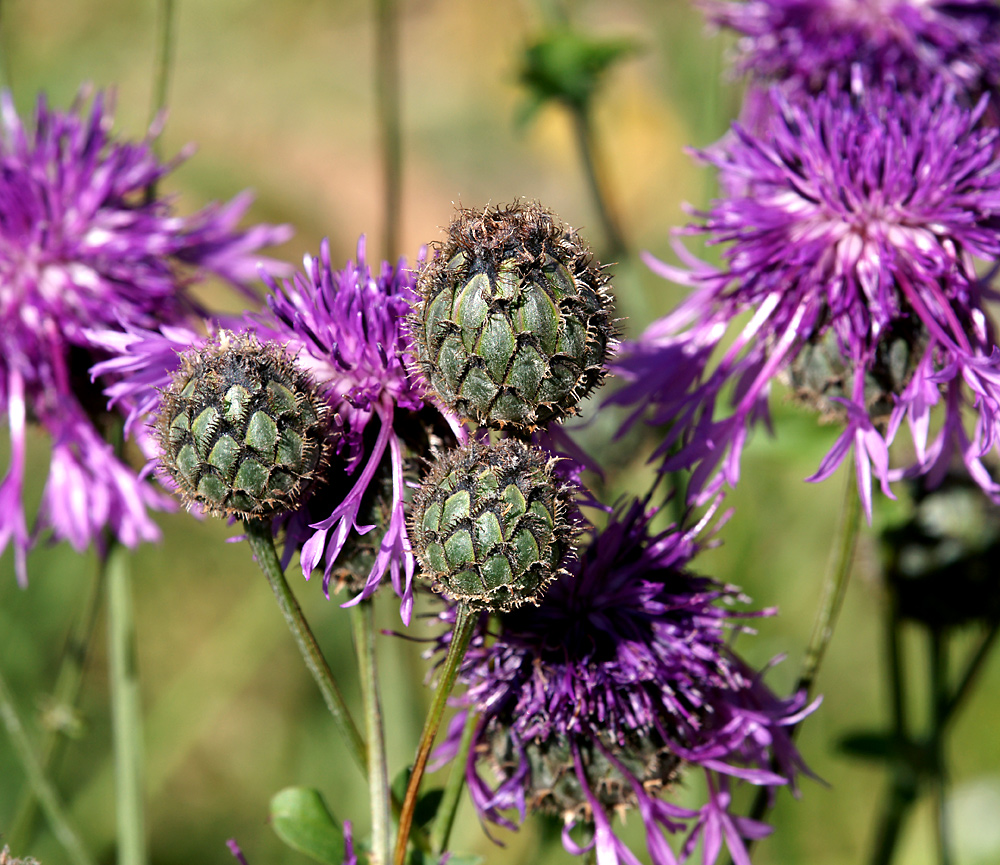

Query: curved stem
left=107, top=541, right=149, bottom=865
left=393, top=605, right=477, bottom=865
left=796, top=470, right=862, bottom=696
left=430, top=708, right=478, bottom=855
left=738, top=470, right=861, bottom=863
left=7, top=554, right=105, bottom=851
left=0, top=665, right=95, bottom=865
left=243, top=519, right=367, bottom=774
left=351, top=600, right=390, bottom=865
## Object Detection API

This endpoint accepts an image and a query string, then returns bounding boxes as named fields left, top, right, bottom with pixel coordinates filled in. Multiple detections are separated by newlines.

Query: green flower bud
left=410, top=202, right=617, bottom=432
left=410, top=438, right=577, bottom=611
left=155, top=331, right=330, bottom=520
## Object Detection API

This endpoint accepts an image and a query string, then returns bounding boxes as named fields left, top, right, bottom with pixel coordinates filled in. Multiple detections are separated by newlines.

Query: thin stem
left=0, top=665, right=96, bottom=865
left=940, top=621, right=1000, bottom=729
left=8, top=557, right=106, bottom=851
left=928, top=630, right=952, bottom=865
left=107, top=542, right=148, bottom=865
left=570, top=103, right=627, bottom=261
left=375, top=0, right=402, bottom=262
left=430, top=707, right=478, bottom=855
left=737, top=470, right=862, bottom=864
left=868, top=761, right=920, bottom=865
left=796, top=470, right=862, bottom=696
left=351, top=601, right=390, bottom=865
left=150, top=0, right=176, bottom=130
left=393, top=605, right=477, bottom=865
left=243, top=519, right=368, bottom=773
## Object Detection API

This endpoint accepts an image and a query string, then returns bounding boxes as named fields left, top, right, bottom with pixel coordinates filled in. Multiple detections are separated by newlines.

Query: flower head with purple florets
left=703, top=0, right=1000, bottom=111
left=433, top=498, right=813, bottom=865
left=0, top=88, right=291, bottom=585
left=611, top=78, right=1000, bottom=519
left=255, top=237, right=464, bottom=623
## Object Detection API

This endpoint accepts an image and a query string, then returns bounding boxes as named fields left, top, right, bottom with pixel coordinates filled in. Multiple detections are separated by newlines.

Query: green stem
left=107, top=542, right=148, bottom=865
left=929, top=631, right=952, bottom=865
left=374, top=0, right=402, bottom=262
left=868, top=761, right=920, bottom=865
left=0, top=665, right=96, bottom=865
left=430, top=706, right=478, bottom=855
left=737, top=470, right=862, bottom=864
left=150, top=0, right=176, bottom=130
left=351, top=601, right=390, bottom=865
left=940, top=621, right=1000, bottom=729
left=7, top=556, right=105, bottom=851
left=796, top=470, right=862, bottom=696
left=569, top=103, right=627, bottom=261
left=393, top=605, right=477, bottom=865
left=242, top=519, right=368, bottom=773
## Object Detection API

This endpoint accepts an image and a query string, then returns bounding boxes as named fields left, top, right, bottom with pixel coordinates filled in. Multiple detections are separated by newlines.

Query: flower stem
left=570, top=103, right=627, bottom=261
left=243, top=519, right=368, bottom=773
left=374, top=0, right=402, bottom=261
left=0, top=664, right=96, bottom=865
left=393, top=605, right=477, bottom=865
left=150, top=0, right=176, bottom=129
left=351, top=600, right=390, bottom=865
left=430, top=708, right=478, bottom=855
left=928, top=630, right=952, bottom=865
left=796, top=470, right=862, bottom=696
left=107, top=541, right=149, bottom=865
left=738, top=469, right=861, bottom=863
left=940, top=621, right=1000, bottom=727
left=7, top=556, right=105, bottom=851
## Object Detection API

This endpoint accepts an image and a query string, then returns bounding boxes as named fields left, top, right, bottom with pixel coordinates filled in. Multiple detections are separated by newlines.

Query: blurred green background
left=1, top=1, right=999, bottom=864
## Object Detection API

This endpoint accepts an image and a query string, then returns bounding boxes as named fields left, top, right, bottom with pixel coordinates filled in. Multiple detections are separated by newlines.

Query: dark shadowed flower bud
left=410, top=438, right=577, bottom=611
left=410, top=202, right=616, bottom=432
left=155, top=330, right=330, bottom=520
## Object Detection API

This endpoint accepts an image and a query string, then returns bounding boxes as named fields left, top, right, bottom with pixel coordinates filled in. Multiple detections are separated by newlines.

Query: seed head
left=410, top=202, right=616, bottom=432
left=410, top=438, right=577, bottom=611
left=155, top=331, right=330, bottom=520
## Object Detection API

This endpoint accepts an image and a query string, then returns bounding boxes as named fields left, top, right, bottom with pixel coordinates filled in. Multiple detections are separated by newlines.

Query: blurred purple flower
left=703, top=0, right=1000, bottom=103
left=434, top=498, right=813, bottom=865
left=611, top=79, right=1000, bottom=518
left=0, top=87, right=290, bottom=584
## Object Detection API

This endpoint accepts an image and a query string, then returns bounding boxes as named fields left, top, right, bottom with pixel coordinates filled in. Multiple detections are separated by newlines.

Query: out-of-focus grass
left=2, top=2, right=1000, bottom=865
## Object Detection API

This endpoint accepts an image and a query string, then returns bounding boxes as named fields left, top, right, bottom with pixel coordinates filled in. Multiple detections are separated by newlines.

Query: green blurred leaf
left=270, top=787, right=345, bottom=865
left=518, top=28, right=639, bottom=122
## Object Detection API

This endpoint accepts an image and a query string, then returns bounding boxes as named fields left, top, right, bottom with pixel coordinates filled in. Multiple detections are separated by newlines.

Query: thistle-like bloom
left=434, top=499, right=812, bottom=865
left=703, top=0, right=1000, bottom=102
left=0, top=88, right=290, bottom=584
left=611, top=80, right=1000, bottom=518
left=255, top=237, right=462, bottom=622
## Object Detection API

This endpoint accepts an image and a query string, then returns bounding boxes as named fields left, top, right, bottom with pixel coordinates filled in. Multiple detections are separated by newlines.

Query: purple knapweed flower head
left=611, top=79, right=1000, bottom=519
left=0, top=87, right=291, bottom=585
left=703, top=0, right=1000, bottom=110
left=433, top=498, right=813, bottom=865
left=255, top=237, right=464, bottom=623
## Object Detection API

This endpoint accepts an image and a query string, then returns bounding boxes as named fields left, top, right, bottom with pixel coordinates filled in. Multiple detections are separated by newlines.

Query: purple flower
left=255, top=237, right=463, bottom=623
left=703, top=0, right=1000, bottom=102
left=611, top=80, right=1000, bottom=518
left=0, top=87, right=290, bottom=584
left=434, top=498, right=813, bottom=865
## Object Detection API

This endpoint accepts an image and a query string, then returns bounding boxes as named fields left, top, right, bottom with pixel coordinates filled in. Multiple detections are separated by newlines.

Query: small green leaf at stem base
left=270, top=787, right=345, bottom=865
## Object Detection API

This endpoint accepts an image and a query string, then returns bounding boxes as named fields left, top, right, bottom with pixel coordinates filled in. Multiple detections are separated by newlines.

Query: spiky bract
left=410, top=438, right=576, bottom=612
left=156, top=331, right=329, bottom=520
left=410, top=202, right=616, bottom=432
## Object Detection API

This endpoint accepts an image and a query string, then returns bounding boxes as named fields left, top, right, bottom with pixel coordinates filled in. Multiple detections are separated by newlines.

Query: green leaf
left=270, top=787, right=346, bottom=864
left=414, top=788, right=445, bottom=829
